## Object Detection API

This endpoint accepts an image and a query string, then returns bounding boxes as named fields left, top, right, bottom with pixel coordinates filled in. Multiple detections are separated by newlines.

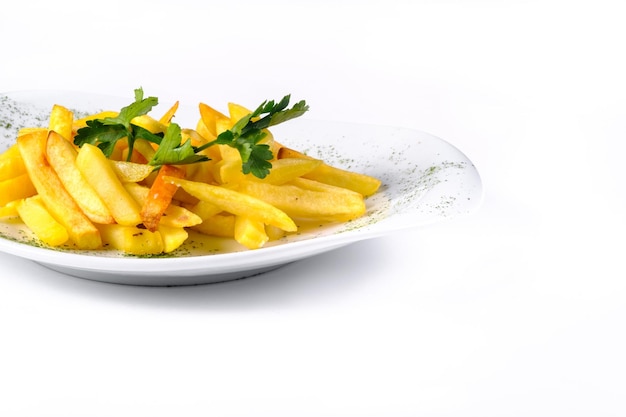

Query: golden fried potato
left=166, top=177, right=297, bottom=232
left=237, top=179, right=366, bottom=222
left=17, top=195, right=69, bottom=247
left=75, top=143, right=142, bottom=226
left=17, top=131, right=101, bottom=249
left=46, top=131, right=115, bottom=224
left=278, top=147, right=381, bottom=196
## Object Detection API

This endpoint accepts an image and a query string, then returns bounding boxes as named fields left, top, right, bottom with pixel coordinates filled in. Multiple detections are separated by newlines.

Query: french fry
left=265, top=224, right=287, bottom=241
left=0, top=144, right=27, bottom=181
left=184, top=199, right=222, bottom=220
left=213, top=144, right=244, bottom=184
left=278, top=147, right=381, bottom=196
left=215, top=117, right=233, bottom=136
left=124, top=182, right=202, bottom=229
left=73, top=111, right=117, bottom=130
left=131, top=114, right=167, bottom=134
left=212, top=158, right=245, bottom=184
left=129, top=139, right=156, bottom=163
left=139, top=164, right=186, bottom=232
left=97, top=223, right=163, bottom=255
left=159, top=101, right=179, bottom=125
left=198, top=102, right=229, bottom=139
left=228, top=102, right=252, bottom=122
left=48, top=104, right=73, bottom=140
left=17, top=195, right=69, bottom=247
left=158, top=205, right=202, bottom=229
left=234, top=216, right=269, bottom=249
left=158, top=225, right=188, bottom=253
left=46, top=131, right=115, bottom=224
left=75, top=143, right=142, bottom=226
left=192, top=213, right=235, bottom=238
left=237, top=179, right=366, bottom=222
left=181, top=128, right=207, bottom=146
left=109, top=160, right=155, bottom=182
left=0, top=200, right=21, bottom=218
left=303, top=164, right=381, bottom=197
left=18, top=127, right=46, bottom=137
left=166, top=177, right=297, bottom=232
left=17, top=131, right=101, bottom=249
left=249, top=158, right=321, bottom=185
left=0, top=173, right=37, bottom=206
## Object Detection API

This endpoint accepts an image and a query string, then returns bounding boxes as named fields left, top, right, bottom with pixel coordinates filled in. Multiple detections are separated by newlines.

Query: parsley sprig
left=74, top=88, right=160, bottom=158
left=197, top=95, right=309, bottom=178
left=73, top=88, right=308, bottom=178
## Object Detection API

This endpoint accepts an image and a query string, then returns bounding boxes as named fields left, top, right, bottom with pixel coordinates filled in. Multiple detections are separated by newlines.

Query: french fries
left=0, top=93, right=381, bottom=254
left=17, top=131, right=102, bottom=249
left=17, top=195, right=69, bottom=247
left=46, top=131, right=115, bottom=224
left=140, top=164, right=185, bottom=232
left=75, top=143, right=143, bottom=226
left=277, top=146, right=382, bottom=197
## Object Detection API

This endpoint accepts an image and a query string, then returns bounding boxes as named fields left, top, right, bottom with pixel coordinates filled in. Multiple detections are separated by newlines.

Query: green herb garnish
left=73, top=88, right=308, bottom=179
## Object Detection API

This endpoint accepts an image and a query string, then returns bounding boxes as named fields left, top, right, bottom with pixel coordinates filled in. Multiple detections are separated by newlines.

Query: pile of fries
left=0, top=97, right=381, bottom=255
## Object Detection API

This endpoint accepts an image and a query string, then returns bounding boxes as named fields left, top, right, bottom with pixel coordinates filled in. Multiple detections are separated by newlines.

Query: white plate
left=0, top=90, right=483, bottom=286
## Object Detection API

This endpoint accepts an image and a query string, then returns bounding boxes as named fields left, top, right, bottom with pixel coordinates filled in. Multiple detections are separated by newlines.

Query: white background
left=1, top=0, right=625, bottom=416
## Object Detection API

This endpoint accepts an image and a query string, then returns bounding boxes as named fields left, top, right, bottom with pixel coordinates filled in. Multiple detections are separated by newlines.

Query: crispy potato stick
left=124, top=183, right=202, bottom=229
left=46, top=131, right=115, bottom=224
left=166, top=177, right=297, bottom=232
left=159, top=101, right=179, bottom=125
left=131, top=114, right=167, bottom=134
left=17, top=195, right=69, bottom=247
left=0, top=200, right=20, bottom=218
left=76, top=143, right=142, bottom=226
left=265, top=224, right=287, bottom=241
left=0, top=173, right=37, bottom=206
left=73, top=111, right=117, bottom=130
left=18, top=127, right=46, bottom=137
left=215, top=117, right=233, bottom=136
left=109, top=160, right=155, bottom=182
left=48, top=104, right=73, bottom=140
left=249, top=158, right=322, bottom=185
left=158, top=225, right=188, bottom=253
left=213, top=159, right=245, bottom=184
left=130, top=139, right=156, bottom=163
left=181, top=128, right=207, bottom=146
left=97, top=223, right=163, bottom=255
left=228, top=102, right=252, bottom=122
left=17, top=131, right=101, bottom=249
left=140, top=165, right=186, bottom=232
left=278, top=147, right=381, bottom=196
left=0, top=144, right=27, bottom=181
left=234, top=216, right=269, bottom=249
left=158, top=205, right=202, bottom=229
left=199, top=102, right=229, bottom=139
left=237, top=180, right=366, bottom=222
left=184, top=200, right=222, bottom=220
left=213, top=144, right=244, bottom=184
left=192, top=213, right=235, bottom=238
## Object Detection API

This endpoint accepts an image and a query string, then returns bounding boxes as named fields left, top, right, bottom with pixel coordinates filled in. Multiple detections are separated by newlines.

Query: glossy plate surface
left=0, top=90, right=483, bottom=285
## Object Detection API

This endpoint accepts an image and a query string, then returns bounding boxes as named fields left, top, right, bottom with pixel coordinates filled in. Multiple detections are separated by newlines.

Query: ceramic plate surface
left=0, top=90, right=483, bottom=285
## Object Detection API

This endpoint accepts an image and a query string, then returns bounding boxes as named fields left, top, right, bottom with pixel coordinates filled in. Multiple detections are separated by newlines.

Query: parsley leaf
left=150, top=123, right=209, bottom=166
left=249, top=95, right=309, bottom=130
left=74, top=87, right=158, bottom=158
left=198, top=94, right=309, bottom=178
left=99, top=88, right=158, bottom=129
left=73, top=89, right=308, bottom=179
left=73, top=120, right=128, bottom=157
